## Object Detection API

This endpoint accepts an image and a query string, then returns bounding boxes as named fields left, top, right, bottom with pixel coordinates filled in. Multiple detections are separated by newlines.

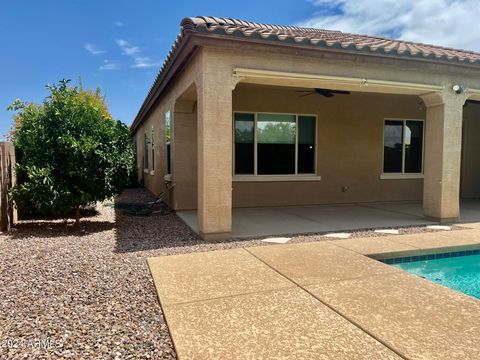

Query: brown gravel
left=0, top=188, right=465, bottom=359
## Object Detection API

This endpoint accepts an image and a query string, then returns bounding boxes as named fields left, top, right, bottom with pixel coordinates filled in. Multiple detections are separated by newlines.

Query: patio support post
left=196, top=65, right=236, bottom=240
left=421, top=89, right=467, bottom=222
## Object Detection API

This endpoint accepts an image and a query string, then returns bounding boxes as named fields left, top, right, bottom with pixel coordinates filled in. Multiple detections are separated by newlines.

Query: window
left=234, top=112, right=316, bottom=176
left=383, top=119, right=424, bottom=174
left=150, top=126, right=155, bottom=172
left=234, top=113, right=254, bottom=174
left=165, top=111, right=172, bottom=175
left=144, top=133, right=149, bottom=170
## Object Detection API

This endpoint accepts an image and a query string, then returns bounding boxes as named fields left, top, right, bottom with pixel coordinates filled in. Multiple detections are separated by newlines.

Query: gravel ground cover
left=0, top=188, right=465, bottom=359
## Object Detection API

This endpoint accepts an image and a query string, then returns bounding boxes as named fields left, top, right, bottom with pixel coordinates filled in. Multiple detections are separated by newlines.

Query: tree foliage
left=8, top=79, right=135, bottom=222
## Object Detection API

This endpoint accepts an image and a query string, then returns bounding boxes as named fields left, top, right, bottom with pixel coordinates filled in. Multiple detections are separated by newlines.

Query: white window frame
left=149, top=126, right=155, bottom=176
left=164, top=111, right=172, bottom=181
left=143, top=132, right=149, bottom=174
left=233, top=111, right=321, bottom=182
left=380, top=118, right=425, bottom=180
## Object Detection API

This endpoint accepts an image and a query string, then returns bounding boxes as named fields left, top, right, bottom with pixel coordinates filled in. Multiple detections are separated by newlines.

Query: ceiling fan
left=297, top=88, right=351, bottom=98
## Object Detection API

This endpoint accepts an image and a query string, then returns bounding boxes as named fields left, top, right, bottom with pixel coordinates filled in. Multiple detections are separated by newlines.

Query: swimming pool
left=390, top=253, right=480, bottom=299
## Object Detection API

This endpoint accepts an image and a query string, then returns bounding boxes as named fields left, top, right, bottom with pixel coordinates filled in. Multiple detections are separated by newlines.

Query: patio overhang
left=233, top=68, right=445, bottom=96
left=233, top=68, right=480, bottom=102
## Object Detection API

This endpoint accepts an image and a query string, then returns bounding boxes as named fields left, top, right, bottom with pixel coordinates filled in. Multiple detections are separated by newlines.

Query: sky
left=1, top=0, right=479, bottom=139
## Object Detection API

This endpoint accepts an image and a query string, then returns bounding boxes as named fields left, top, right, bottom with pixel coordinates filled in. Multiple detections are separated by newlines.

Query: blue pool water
left=394, top=254, right=480, bottom=299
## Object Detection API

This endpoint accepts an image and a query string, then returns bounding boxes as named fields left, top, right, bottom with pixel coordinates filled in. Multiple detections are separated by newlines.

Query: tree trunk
left=75, top=206, right=80, bottom=225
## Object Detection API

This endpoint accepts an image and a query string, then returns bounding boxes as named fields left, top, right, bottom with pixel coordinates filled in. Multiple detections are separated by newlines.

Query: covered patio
left=178, top=200, right=480, bottom=238
left=165, top=61, right=480, bottom=240
left=131, top=17, right=480, bottom=240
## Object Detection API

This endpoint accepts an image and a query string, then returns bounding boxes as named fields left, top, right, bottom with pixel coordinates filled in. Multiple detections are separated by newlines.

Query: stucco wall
left=133, top=44, right=480, bottom=211
left=461, top=103, right=480, bottom=198
left=172, top=97, right=198, bottom=210
left=133, top=50, right=203, bottom=204
left=232, top=85, right=425, bottom=207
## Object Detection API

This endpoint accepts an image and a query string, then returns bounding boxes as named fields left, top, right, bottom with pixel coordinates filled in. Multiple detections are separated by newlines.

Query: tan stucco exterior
left=133, top=43, right=480, bottom=239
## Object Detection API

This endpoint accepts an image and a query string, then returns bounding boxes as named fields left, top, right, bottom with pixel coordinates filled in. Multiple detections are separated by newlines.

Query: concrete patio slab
left=177, top=200, right=480, bottom=238
left=246, top=242, right=400, bottom=285
left=359, top=202, right=425, bottom=217
left=178, top=200, right=480, bottom=239
left=162, top=287, right=401, bottom=360
left=147, top=249, right=293, bottom=305
left=177, top=202, right=435, bottom=238
left=436, top=229, right=480, bottom=243
left=459, top=200, right=480, bottom=223
left=276, top=203, right=426, bottom=228
left=306, top=271, right=480, bottom=360
left=332, top=237, right=417, bottom=255
left=387, top=231, right=480, bottom=250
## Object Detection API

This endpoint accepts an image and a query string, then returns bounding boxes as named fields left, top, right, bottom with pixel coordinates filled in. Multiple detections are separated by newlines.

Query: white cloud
left=132, top=56, right=160, bottom=68
left=114, top=21, right=125, bottom=27
left=301, top=0, right=480, bottom=51
left=115, top=39, right=160, bottom=69
left=84, top=43, right=106, bottom=55
left=99, top=59, right=121, bottom=71
left=116, top=39, right=140, bottom=55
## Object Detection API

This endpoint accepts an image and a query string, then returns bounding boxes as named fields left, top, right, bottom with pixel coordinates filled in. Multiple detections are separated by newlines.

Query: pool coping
left=372, top=246, right=480, bottom=265
left=369, top=242, right=480, bottom=261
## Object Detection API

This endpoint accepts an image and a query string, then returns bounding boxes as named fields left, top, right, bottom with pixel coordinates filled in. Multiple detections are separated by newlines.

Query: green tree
left=8, top=79, right=135, bottom=224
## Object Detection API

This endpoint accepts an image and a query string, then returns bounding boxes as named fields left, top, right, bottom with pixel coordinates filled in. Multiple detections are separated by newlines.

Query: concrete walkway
left=149, top=227, right=480, bottom=359
left=178, top=200, right=480, bottom=238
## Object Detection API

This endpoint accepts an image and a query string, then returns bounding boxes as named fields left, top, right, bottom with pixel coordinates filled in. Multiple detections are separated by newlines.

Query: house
left=131, top=16, right=480, bottom=240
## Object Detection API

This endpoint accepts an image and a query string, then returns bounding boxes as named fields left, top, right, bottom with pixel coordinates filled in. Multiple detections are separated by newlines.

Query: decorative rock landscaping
left=0, top=188, right=471, bottom=358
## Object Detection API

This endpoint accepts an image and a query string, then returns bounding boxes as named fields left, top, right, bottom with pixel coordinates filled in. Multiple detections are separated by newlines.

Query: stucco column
left=196, top=71, right=236, bottom=240
left=421, top=89, right=467, bottom=222
left=172, top=98, right=197, bottom=211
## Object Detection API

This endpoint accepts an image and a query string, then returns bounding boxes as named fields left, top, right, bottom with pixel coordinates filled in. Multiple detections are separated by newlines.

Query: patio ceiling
left=234, top=68, right=480, bottom=100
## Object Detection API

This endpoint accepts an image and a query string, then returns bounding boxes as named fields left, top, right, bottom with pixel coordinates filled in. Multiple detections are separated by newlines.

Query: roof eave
left=131, top=30, right=480, bottom=133
left=191, top=29, right=480, bottom=70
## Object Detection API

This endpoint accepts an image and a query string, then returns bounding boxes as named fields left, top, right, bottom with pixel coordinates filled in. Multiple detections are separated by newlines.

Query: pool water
left=394, top=254, right=480, bottom=299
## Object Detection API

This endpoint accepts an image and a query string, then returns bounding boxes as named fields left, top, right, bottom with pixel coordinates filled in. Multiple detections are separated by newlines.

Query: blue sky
left=0, top=0, right=316, bottom=138
left=1, top=0, right=479, bottom=139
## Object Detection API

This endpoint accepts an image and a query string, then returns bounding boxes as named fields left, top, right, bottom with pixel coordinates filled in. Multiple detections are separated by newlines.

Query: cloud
left=84, top=43, right=106, bottom=55
left=131, top=56, right=160, bottom=68
left=99, top=59, right=121, bottom=70
left=115, top=39, right=160, bottom=69
left=116, top=39, right=140, bottom=56
left=301, top=0, right=480, bottom=51
left=114, top=21, right=125, bottom=27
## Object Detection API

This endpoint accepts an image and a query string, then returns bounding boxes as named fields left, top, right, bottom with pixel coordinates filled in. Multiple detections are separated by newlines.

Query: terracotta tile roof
left=132, top=16, right=480, bottom=131
left=181, top=16, right=480, bottom=64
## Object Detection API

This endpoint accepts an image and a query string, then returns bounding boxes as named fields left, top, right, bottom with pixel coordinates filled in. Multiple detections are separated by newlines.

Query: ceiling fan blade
left=300, top=92, right=315, bottom=97
left=322, top=92, right=335, bottom=98
left=330, top=90, right=351, bottom=95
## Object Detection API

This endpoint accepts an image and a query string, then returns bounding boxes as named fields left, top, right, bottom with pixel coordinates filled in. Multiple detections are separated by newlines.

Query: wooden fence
left=0, top=142, right=16, bottom=231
